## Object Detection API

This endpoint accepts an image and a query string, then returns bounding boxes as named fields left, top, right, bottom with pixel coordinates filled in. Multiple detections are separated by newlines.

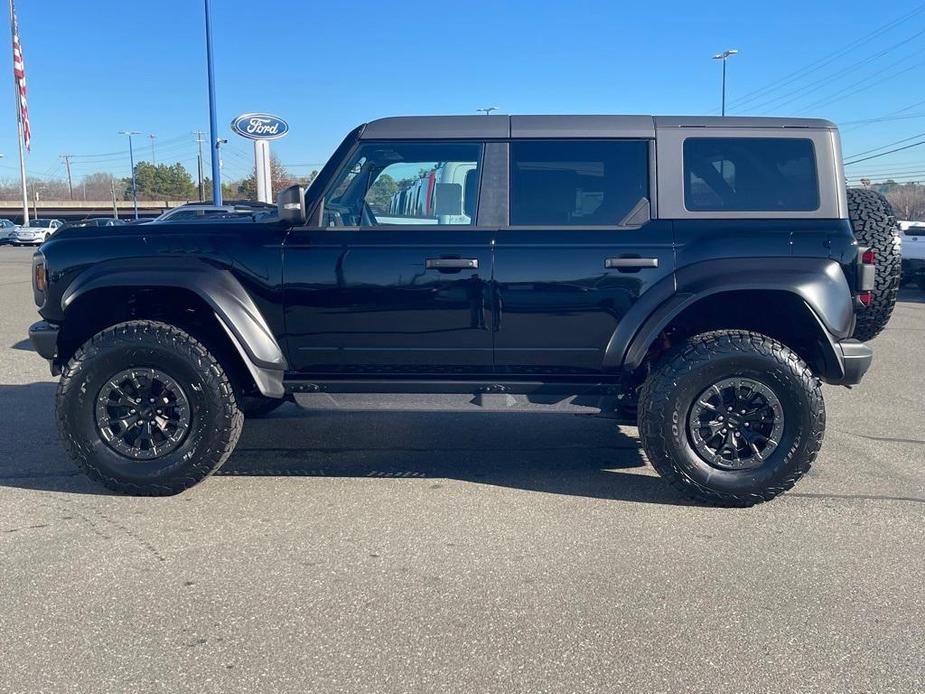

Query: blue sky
left=4, top=0, right=925, bottom=187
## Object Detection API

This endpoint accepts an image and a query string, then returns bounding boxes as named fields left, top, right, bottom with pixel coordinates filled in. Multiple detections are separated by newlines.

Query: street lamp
left=476, top=106, right=498, bottom=116
left=712, top=49, right=738, bottom=116
left=204, top=0, right=222, bottom=205
left=119, top=130, right=141, bottom=219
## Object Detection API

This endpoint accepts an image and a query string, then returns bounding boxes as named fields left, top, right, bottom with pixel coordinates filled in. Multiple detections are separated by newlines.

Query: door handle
left=605, top=257, right=659, bottom=269
left=426, top=257, right=478, bottom=270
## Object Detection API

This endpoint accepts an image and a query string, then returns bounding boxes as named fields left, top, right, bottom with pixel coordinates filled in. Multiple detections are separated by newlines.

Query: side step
left=285, top=379, right=634, bottom=416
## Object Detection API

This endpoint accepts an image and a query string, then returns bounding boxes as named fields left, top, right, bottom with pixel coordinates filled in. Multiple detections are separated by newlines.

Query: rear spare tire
left=846, top=188, right=901, bottom=340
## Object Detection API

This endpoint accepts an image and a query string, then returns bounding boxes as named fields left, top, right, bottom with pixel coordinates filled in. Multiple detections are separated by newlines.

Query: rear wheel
left=846, top=188, right=901, bottom=340
left=56, top=320, right=243, bottom=495
left=638, top=330, right=824, bottom=507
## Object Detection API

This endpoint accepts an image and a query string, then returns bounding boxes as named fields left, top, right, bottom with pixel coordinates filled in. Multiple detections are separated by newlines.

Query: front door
left=284, top=140, right=494, bottom=376
left=492, top=139, right=674, bottom=374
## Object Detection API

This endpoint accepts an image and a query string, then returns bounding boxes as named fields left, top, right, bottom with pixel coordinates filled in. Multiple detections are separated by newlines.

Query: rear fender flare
left=604, top=257, right=854, bottom=373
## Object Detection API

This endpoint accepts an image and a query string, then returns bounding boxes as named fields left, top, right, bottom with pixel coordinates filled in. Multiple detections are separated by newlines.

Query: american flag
left=11, top=1, right=29, bottom=151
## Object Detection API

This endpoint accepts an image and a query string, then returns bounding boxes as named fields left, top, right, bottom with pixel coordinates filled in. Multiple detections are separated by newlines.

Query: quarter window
left=322, top=142, right=481, bottom=227
left=510, top=140, right=649, bottom=226
left=684, top=137, right=819, bottom=212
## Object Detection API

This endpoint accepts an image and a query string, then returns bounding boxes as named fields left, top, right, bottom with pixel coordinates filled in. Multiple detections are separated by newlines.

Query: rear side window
left=510, top=140, right=649, bottom=226
left=684, top=138, right=819, bottom=212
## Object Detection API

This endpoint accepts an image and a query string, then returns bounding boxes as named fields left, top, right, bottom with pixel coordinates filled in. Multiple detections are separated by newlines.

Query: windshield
left=28, top=220, right=53, bottom=228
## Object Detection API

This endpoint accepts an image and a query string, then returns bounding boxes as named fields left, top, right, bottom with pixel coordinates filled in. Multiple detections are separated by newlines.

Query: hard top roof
left=359, top=115, right=837, bottom=140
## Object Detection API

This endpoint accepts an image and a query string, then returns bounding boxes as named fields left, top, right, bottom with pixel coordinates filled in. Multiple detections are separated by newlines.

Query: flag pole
left=9, top=0, right=27, bottom=226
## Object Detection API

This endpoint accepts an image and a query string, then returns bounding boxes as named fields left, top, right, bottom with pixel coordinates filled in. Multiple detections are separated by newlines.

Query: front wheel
left=56, top=320, right=244, bottom=495
left=638, top=330, right=825, bottom=507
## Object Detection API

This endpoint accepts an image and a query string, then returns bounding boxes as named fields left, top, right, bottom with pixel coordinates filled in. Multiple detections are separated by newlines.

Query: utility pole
left=31, top=182, right=40, bottom=219
left=149, top=134, right=157, bottom=165
left=119, top=130, right=141, bottom=219
left=110, top=176, right=118, bottom=219
left=60, top=154, right=73, bottom=200
left=204, top=0, right=222, bottom=204
left=712, top=49, right=739, bottom=116
left=193, top=130, right=206, bottom=202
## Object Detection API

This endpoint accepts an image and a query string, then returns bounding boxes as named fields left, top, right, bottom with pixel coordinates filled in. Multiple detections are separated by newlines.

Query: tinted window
left=323, top=142, right=482, bottom=226
left=510, top=140, right=649, bottom=226
left=684, top=138, right=819, bottom=212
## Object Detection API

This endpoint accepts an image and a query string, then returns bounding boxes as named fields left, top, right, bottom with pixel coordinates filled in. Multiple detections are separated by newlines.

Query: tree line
left=873, top=182, right=925, bottom=222
left=0, top=156, right=318, bottom=203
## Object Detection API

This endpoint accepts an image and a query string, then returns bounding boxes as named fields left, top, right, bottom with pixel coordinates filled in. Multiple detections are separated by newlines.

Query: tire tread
left=638, top=329, right=825, bottom=507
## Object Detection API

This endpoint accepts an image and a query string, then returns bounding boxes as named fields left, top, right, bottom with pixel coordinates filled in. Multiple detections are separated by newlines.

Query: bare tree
left=884, top=183, right=925, bottom=221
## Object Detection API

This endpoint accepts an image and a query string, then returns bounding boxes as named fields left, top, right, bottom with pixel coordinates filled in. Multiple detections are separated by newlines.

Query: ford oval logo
left=230, top=113, right=289, bottom=141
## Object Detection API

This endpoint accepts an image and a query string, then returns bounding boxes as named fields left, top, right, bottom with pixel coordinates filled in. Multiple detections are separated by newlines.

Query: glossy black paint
left=492, top=223, right=674, bottom=374
left=31, top=128, right=865, bottom=392
left=283, top=227, right=495, bottom=374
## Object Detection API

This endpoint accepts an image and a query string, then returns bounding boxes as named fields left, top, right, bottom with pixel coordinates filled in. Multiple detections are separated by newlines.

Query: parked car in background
left=899, top=221, right=925, bottom=290
left=57, top=218, right=127, bottom=232
left=0, top=218, right=17, bottom=244
left=144, top=201, right=276, bottom=224
left=11, top=219, right=64, bottom=246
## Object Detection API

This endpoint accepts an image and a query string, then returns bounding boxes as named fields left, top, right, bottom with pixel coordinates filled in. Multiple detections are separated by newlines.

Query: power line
left=741, top=29, right=925, bottom=114
left=794, top=58, right=925, bottom=114
left=726, top=3, right=925, bottom=111
left=845, top=139, right=925, bottom=165
left=845, top=131, right=925, bottom=160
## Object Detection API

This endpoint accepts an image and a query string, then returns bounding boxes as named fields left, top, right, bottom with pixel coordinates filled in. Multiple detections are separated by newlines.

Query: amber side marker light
left=33, top=261, right=46, bottom=293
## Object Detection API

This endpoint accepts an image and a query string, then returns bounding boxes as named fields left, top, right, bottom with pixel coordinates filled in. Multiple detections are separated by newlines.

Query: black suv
left=28, top=115, right=901, bottom=506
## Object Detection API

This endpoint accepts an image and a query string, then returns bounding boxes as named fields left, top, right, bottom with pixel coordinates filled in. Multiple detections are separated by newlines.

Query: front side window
left=684, top=137, right=819, bottom=212
left=321, top=142, right=482, bottom=227
left=510, top=140, right=649, bottom=226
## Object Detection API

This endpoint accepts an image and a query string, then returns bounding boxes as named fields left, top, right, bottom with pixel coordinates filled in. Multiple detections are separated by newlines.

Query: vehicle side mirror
left=277, top=185, right=306, bottom=225
left=433, top=183, right=463, bottom=216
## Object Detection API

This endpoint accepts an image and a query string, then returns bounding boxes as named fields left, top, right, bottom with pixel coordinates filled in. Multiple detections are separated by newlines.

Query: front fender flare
left=61, top=258, right=287, bottom=397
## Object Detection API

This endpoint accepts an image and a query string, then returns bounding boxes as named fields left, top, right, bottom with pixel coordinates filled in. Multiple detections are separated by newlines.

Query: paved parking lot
left=0, top=245, right=922, bottom=693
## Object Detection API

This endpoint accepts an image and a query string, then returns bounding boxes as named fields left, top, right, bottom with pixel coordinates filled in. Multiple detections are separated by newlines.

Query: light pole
left=712, top=49, right=738, bottom=116
left=119, top=130, right=141, bottom=219
left=476, top=106, right=498, bottom=116
left=204, top=0, right=222, bottom=204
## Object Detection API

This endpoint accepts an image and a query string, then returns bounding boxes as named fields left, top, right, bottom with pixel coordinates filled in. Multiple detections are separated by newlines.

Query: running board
left=285, top=379, right=633, bottom=416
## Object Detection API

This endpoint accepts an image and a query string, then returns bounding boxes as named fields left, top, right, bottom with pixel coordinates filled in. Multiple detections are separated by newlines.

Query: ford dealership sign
left=231, top=113, right=289, bottom=141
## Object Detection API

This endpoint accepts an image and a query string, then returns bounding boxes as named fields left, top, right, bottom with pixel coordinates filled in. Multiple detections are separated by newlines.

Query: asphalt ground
left=0, top=245, right=922, bottom=693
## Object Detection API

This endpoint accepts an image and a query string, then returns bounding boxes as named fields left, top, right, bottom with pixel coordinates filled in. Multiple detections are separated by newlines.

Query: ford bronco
left=28, top=115, right=901, bottom=505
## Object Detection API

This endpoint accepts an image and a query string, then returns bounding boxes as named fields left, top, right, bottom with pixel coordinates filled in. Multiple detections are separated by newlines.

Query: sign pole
left=254, top=139, right=272, bottom=203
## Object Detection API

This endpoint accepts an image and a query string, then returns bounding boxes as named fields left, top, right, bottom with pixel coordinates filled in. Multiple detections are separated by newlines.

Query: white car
left=899, top=221, right=925, bottom=290
left=10, top=218, right=64, bottom=246
left=0, top=218, right=16, bottom=244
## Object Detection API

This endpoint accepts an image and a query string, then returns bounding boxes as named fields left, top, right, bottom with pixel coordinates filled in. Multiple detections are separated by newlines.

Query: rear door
left=492, top=138, right=674, bottom=374
left=283, top=140, right=495, bottom=376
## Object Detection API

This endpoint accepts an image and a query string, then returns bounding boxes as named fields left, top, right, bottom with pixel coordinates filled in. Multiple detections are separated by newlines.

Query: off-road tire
left=847, top=188, right=901, bottom=341
left=238, top=394, right=287, bottom=418
left=56, top=320, right=243, bottom=495
left=638, top=330, right=825, bottom=507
